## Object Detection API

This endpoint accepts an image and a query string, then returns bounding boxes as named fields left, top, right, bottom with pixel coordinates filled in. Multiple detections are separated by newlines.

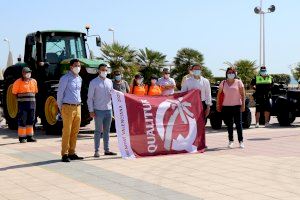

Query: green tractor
left=1, top=30, right=105, bottom=134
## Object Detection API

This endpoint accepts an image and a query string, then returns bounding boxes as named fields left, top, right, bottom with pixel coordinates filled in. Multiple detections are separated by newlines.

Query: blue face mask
left=115, top=75, right=121, bottom=81
left=193, top=70, right=201, bottom=76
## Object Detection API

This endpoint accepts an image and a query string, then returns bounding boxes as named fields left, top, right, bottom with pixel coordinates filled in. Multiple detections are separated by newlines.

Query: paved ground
left=0, top=110, right=300, bottom=200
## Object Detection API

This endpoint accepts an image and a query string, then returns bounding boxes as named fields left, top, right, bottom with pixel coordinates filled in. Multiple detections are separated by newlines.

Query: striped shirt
left=12, top=78, right=38, bottom=102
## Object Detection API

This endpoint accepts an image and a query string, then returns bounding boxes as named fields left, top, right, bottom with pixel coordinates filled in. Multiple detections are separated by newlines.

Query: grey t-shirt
left=113, top=80, right=129, bottom=93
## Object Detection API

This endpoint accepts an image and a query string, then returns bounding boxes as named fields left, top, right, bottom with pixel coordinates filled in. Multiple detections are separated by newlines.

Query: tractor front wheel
left=41, top=96, right=62, bottom=135
left=3, top=84, right=18, bottom=130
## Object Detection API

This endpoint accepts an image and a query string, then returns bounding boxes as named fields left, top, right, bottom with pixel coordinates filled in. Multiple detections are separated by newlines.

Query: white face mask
left=100, top=71, right=107, bottom=78
left=193, top=70, right=201, bottom=76
left=136, top=79, right=142, bottom=85
left=72, top=67, right=81, bottom=74
left=25, top=73, right=31, bottom=79
left=227, top=73, right=235, bottom=80
left=151, top=79, right=157, bottom=85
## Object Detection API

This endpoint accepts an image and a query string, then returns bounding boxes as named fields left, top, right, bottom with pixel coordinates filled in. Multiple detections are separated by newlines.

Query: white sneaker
left=265, top=122, right=270, bottom=127
left=228, top=141, right=234, bottom=148
left=255, top=123, right=259, bottom=128
left=239, top=142, right=245, bottom=149
left=94, top=151, right=100, bottom=158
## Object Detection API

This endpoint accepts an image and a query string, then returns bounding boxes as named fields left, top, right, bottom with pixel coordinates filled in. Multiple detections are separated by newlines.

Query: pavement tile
left=0, top=115, right=300, bottom=200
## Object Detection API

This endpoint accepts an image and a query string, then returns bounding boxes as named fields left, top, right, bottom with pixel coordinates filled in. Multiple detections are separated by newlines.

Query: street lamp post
left=108, top=28, right=115, bottom=43
left=254, top=1, right=275, bottom=67
left=3, top=38, right=11, bottom=51
left=3, top=38, right=13, bottom=67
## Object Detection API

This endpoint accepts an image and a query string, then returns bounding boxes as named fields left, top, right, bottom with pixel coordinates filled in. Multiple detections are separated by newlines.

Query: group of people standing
left=12, top=58, right=273, bottom=162
left=128, top=68, right=176, bottom=96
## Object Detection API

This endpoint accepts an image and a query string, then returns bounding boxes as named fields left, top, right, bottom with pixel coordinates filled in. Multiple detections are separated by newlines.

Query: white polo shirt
left=181, top=76, right=212, bottom=106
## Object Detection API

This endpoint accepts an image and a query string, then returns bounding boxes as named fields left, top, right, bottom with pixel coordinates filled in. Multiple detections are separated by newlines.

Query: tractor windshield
left=45, top=35, right=87, bottom=64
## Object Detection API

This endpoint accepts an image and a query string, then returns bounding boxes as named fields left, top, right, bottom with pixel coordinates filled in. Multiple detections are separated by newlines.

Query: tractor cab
left=24, top=30, right=101, bottom=80
left=1, top=30, right=104, bottom=133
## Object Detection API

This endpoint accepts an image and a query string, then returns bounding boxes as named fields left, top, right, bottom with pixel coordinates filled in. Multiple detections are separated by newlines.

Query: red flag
left=112, top=89, right=205, bottom=158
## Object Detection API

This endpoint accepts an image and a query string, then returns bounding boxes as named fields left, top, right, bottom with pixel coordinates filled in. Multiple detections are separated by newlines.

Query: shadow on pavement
left=0, top=159, right=61, bottom=171
left=247, top=138, right=271, bottom=141
left=82, top=156, right=122, bottom=161
left=0, top=142, right=20, bottom=146
left=205, top=147, right=229, bottom=152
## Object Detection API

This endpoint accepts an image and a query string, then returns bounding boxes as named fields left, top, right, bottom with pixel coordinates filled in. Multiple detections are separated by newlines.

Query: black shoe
left=19, top=137, right=27, bottom=143
left=27, top=136, right=37, bottom=142
left=68, top=154, right=84, bottom=160
left=62, top=155, right=70, bottom=162
left=104, top=151, right=117, bottom=156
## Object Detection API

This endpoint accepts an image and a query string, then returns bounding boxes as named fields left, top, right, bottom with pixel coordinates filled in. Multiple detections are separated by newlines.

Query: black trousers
left=222, top=106, right=243, bottom=142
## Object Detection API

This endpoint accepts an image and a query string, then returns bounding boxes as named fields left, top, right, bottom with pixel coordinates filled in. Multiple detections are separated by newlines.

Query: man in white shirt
left=157, top=68, right=176, bottom=95
left=181, top=64, right=212, bottom=118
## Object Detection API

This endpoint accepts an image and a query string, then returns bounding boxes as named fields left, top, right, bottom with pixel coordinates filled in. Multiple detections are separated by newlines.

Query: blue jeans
left=94, top=110, right=112, bottom=152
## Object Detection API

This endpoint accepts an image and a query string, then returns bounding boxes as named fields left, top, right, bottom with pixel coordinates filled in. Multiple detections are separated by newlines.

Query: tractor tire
left=41, top=95, right=62, bottom=135
left=210, top=111, right=222, bottom=130
left=242, top=108, right=252, bottom=129
left=277, top=110, right=295, bottom=126
left=3, top=83, right=18, bottom=130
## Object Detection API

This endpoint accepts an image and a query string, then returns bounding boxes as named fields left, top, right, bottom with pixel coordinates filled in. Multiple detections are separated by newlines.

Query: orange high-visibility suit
left=12, top=78, right=38, bottom=141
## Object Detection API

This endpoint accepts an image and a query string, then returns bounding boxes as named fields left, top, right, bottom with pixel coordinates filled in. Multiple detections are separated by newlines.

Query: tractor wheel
left=41, top=96, right=62, bottom=135
left=277, top=110, right=295, bottom=126
left=242, top=108, right=252, bottom=129
left=210, top=111, right=222, bottom=130
left=3, top=84, right=18, bottom=130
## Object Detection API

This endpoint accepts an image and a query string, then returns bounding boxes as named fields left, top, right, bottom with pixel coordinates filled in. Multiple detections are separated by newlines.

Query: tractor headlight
left=86, top=68, right=98, bottom=74
left=293, top=99, right=297, bottom=103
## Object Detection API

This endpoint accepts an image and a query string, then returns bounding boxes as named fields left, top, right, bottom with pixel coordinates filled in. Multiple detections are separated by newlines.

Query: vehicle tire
left=41, top=95, right=62, bottom=135
left=3, top=83, right=18, bottom=130
left=210, top=111, right=222, bottom=130
left=242, top=108, right=252, bottom=129
left=277, top=110, right=295, bottom=126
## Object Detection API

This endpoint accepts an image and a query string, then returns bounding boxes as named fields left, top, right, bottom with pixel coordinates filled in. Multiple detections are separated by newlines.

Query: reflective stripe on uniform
left=26, top=126, right=34, bottom=136
left=17, top=98, right=36, bottom=102
left=17, top=92, right=36, bottom=102
left=18, top=127, right=27, bottom=137
left=17, top=93, right=35, bottom=97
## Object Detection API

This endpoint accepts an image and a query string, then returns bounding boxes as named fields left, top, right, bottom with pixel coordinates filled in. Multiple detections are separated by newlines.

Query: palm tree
left=230, top=60, right=257, bottom=89
left=101, top=42, right=138, bottom=82
left=172, top=48, right=212, bottom=89
left=292, top=63, right=300, bottom=82
left=137, top=48, right=167, bottom=83
left=137, top=48, right=167, bottom=68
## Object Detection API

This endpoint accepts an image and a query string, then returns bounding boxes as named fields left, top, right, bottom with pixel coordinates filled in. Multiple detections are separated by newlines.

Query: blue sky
left=0, top=0, right=299, bottom=77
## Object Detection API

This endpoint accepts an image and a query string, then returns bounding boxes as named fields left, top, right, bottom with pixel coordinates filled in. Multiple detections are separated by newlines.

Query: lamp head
left=254, top=6, right=261, bottom=14
left=268, top=5, right=276, bottom=13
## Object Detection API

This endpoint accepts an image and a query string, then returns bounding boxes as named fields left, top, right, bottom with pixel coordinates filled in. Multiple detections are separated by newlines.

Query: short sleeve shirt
left=157, top=77, right=176, bottom=95
left=219, top=79, right=244, bottom=106
left=113, top=80, right=129, bottom=93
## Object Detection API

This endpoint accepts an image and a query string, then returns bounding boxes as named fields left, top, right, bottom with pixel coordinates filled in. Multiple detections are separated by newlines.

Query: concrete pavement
left=0, top=114, right=300, bottom=200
